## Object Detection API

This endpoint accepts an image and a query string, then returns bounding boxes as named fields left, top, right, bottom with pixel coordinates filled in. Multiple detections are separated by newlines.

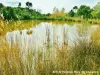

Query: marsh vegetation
left=0, top=21, right=100, bottom=75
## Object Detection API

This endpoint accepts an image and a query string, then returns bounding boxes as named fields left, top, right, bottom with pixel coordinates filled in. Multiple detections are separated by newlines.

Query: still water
left=5, top=21, right=99, bottom=53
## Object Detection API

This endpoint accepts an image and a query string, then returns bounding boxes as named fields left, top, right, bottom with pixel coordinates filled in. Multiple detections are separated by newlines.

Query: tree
left=46, top=13, right=51, bottom=16
left=73, top=6, right=78, bottom=12
left=0, top=3, right=4, bottom=8
left=8, top=8, right=16, bottom=19
left=91, top=2, right=100, bottom=19
left=53, top=7, right=59, bottom=14
left=18, top=2, right=21, bottom=7
left=68, top=10, right=75, bottom=17
left=61, top=8, right=65, bottom=14
left=77, top=5, right=92, bottom=19
left=26, top=2, right=33, bottom=8
left=73, top=6, right=78, bottom=10
left=53, top=7, right=56, bottom=14
left=26, top=2, right=29, bottom=8
left=29, top=2, right=32, bottom=8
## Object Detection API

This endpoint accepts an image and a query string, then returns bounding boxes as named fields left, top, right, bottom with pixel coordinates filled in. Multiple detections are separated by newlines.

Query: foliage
left=0, top=6, right=44, bottom=20
left=91, top=2, right=100, bottom=19
left=77, top=5, right=92, bottom=19
left=26, top=2, right=33, bottom=8
left=0, top=2, right=100, bottom=20
left=0, top=3, right=4, bottom=8
left=73, top=6, right=78, bottom=10
left=68, top=10, right=75, bottom=17
left=52, top=7, right=66, bottom=17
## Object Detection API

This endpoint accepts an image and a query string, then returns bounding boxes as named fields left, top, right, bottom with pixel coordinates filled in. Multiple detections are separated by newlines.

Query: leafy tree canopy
left=77, top=5, right=92, bottom=18
left=91, top=2, right=100, bottom=19
left=68, top=10, right=75, bottom=17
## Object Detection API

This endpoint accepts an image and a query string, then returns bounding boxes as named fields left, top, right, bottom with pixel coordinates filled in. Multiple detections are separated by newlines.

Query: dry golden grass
left=0, top=37, right=35, bottom=75
left=0, top=37, right=24, bottom=75
left=0, top=36, right=100, bottom=75
left=0, top=20, right=41, bottom=36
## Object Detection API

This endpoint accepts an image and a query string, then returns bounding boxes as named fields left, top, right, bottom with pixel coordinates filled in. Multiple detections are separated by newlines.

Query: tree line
left=0, top=2, right=48, bottom=20
left=0, top=2, right=100, bottom=20
left=52, top=2, right=100, bottom=19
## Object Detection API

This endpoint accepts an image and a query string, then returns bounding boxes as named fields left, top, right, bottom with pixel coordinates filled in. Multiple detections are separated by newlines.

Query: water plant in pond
left=20, top=30, right=22, bottom=35
left=27, top=30, right=33, bottom=35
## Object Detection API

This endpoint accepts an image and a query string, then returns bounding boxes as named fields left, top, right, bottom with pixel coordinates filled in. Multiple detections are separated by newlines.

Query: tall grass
left=69, top=39, right=100, bottom=71
left=0, top=37, right=36, bottom=75
left=0, top=37, right=24, bottom=75
left=0, top=36, right=100, bottom=75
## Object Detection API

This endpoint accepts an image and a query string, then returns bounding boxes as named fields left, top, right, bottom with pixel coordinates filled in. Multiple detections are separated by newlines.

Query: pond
left=5, top=20, right=99, bottom=54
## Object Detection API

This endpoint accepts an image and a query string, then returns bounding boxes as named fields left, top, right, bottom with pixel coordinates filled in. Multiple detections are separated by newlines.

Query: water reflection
left=6, top=22, right=99, bottom=53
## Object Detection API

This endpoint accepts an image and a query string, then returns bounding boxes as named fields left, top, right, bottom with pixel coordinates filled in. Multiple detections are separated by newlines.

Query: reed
left=0, top=36, right=100, bottom=75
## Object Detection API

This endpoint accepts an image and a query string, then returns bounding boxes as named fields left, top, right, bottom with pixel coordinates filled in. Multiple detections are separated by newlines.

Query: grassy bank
left=45, top=16, right=100, bottom=25
left=0, top=18, right=100, bottom=36
left=0, top=20, right=42, bottom=35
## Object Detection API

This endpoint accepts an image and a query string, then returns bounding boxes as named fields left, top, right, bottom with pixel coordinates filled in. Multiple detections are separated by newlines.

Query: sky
left=0, top=0, right=99, bottom=13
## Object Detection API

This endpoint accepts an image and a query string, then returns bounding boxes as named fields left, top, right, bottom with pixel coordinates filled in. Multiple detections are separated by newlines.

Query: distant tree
left=46, top=13, right=51, bottom=16
left=53, top=7, right=59, bottom=14
left=26, top=2, right=29, bottom=8
left=77, top=5, right=92, bottom=18
left=91, top=2, right=100, bottom=19
left=0, top=4, right=43, bottom=20
left=61, top=8, right=65, bottom=14
left=73, top=6, right=78, bottom=10
left=73, top=6, right=78, bottom=12
left=0, top=3, right=4, bottom=8
left=55, top=8, right=59, bottom=14
left=68, top=10, right=75, bottom=17
left=18, top=2, right=21, bottom=7
left=53, top=7, right=57, bottom=14
left=29, top=2, right=32, bottom=8
left=26, top=2, right=33, bottom=8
